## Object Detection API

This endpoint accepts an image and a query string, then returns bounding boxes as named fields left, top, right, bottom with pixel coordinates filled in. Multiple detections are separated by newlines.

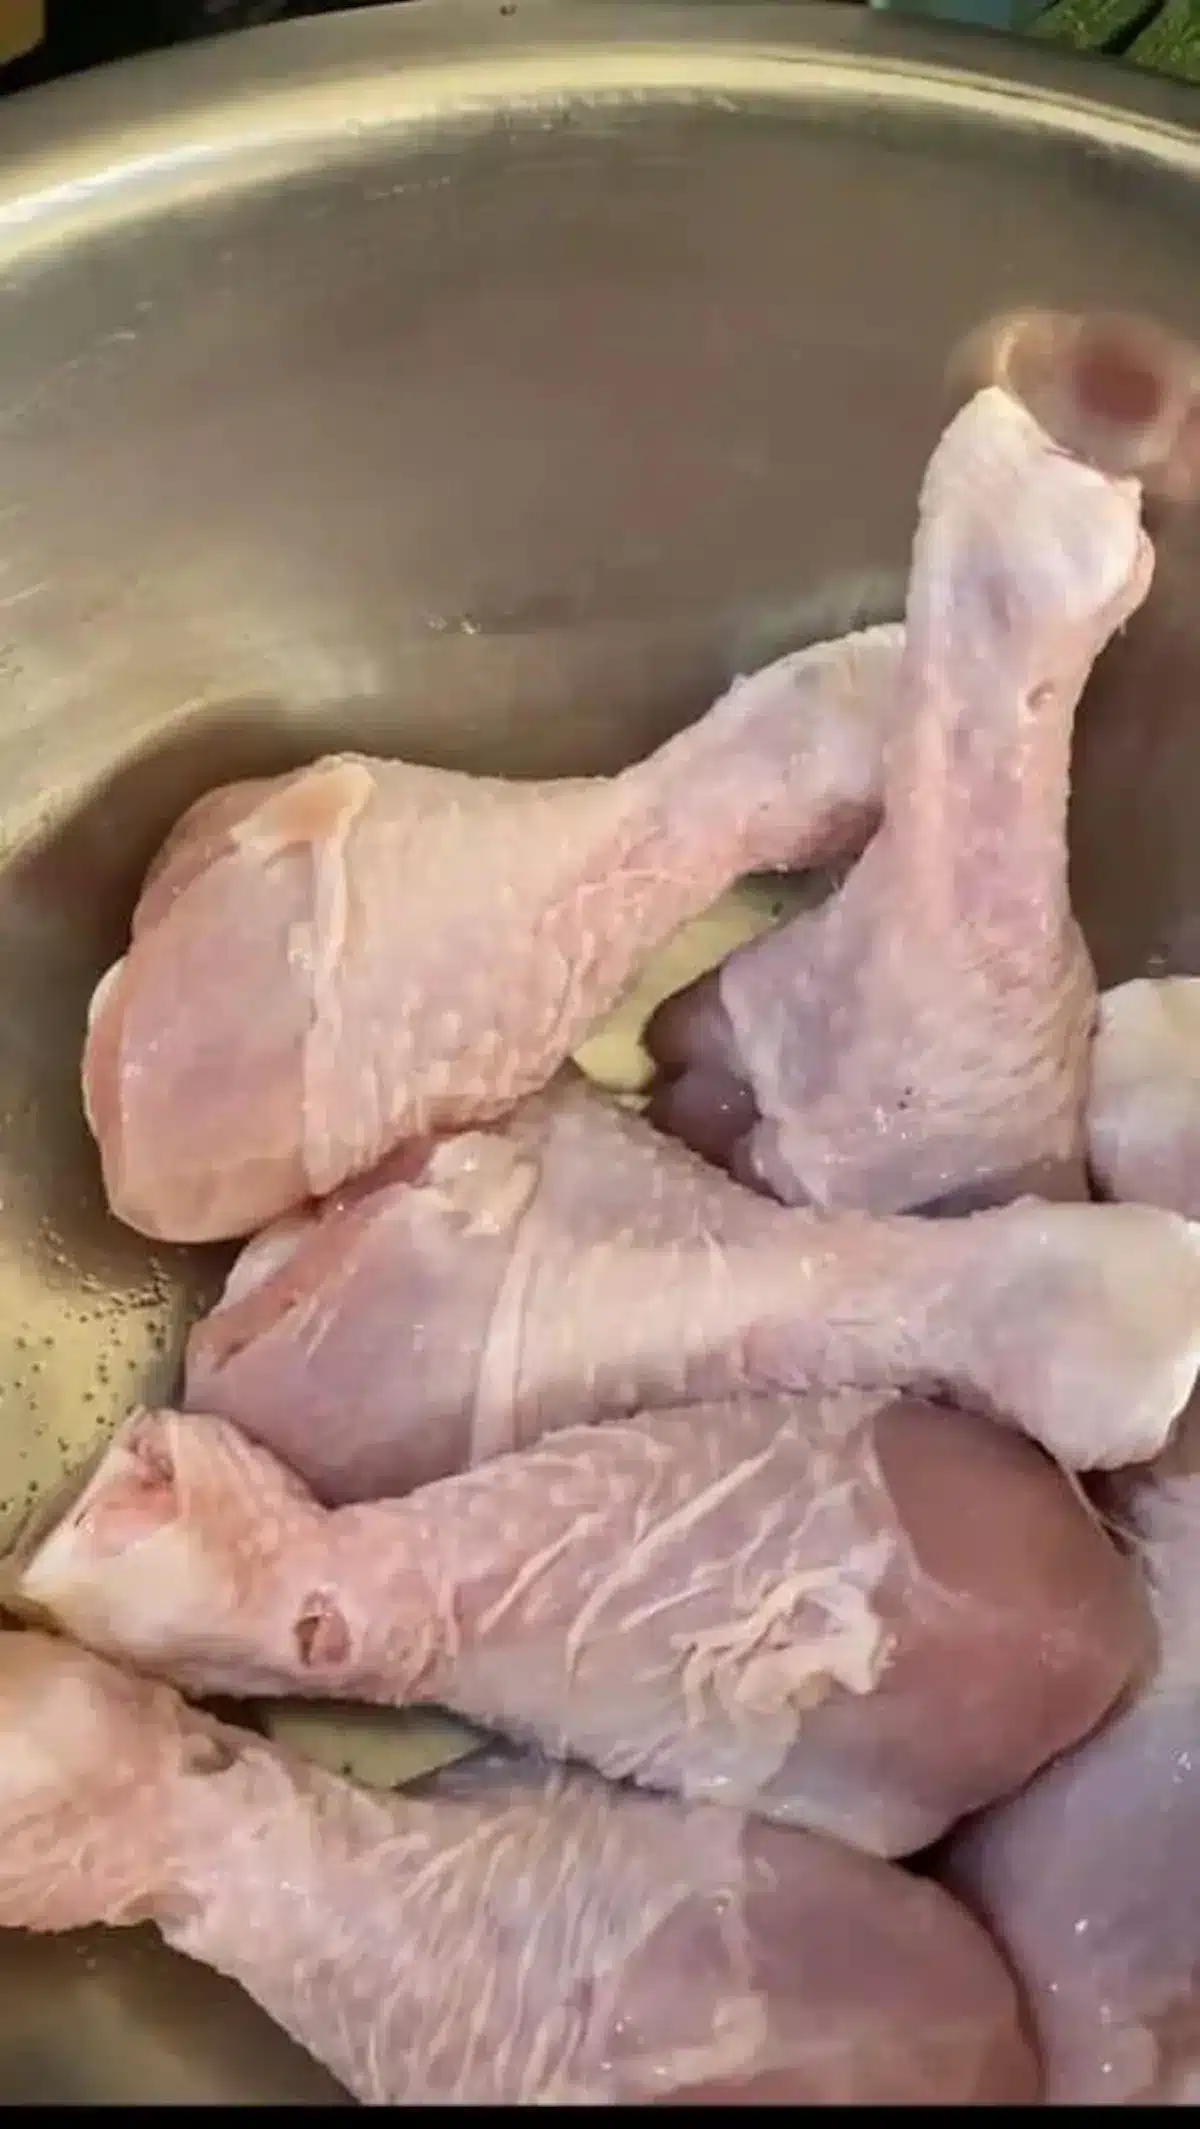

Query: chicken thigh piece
left=647, top=313, right=1200, bottom=1215
left=0, top=1630, right=1037, bottom=2104
left=81, top=625, right=901, bottom=1244
left=941, top=1396, right=1200, bottom=2105
left=16, top=1396, right=1147, bottom=1858
left=183, top=1070, right=1200, bottom=1495
left=1087, top=978, right=1200, bottom=1219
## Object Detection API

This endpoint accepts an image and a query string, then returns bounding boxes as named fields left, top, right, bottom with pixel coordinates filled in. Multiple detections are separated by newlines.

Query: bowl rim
left=0, top=0, right=1195, bottom=269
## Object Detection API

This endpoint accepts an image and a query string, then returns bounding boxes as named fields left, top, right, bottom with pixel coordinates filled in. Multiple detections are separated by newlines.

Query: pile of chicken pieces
left=3, top=309, right=1200, bottom=2107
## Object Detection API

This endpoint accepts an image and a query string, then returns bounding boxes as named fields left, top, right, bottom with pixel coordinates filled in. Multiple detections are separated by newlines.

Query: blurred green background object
left=868, top=2, right=1044, bottom=26
left=869, top=0, right=1200, bottom=80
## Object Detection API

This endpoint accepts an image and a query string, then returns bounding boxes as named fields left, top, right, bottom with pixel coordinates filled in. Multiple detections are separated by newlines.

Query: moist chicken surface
left=16, top=1395, right=1147, bottom=1857
left=1088, top=978, right=1200, bottom=1219
left=645, top=313, right=1199, bottom=1217
left=82, top=627, right=899, bottom=1243
left=941, top=1394, right=1200, bottom=2105
left=184, top=1067, right=1200, bottom=1492
left=0, top=1630, right=1038, bottom=2104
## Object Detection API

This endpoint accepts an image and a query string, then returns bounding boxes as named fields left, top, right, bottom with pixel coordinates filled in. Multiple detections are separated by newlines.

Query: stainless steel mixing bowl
left=0, top=0, right=1195, bottom=2100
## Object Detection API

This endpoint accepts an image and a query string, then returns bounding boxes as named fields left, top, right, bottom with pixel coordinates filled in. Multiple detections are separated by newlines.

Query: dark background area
left=0, top=0, right=383, bottom=92
left=0, top=2, right=1195, bottom=104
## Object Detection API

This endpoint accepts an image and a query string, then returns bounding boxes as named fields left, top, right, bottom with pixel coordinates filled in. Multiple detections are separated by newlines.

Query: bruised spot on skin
left=295, top=1590, right=352, bottom=1671
left=181, top=1727, right=238, bottom=1777
left=947, top=309, right=1200, bottom=490
left=1072, top=328, right=1166, bottom=434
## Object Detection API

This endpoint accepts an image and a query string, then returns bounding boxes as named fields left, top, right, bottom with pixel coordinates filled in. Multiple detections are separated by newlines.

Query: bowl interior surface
left=0, top=3, right=1195, bottom=2101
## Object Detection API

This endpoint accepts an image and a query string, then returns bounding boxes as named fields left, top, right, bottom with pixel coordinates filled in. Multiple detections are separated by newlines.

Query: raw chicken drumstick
left=16, top=1397, right=1147, bottom=1859
left=1087, top=977, right=1200, bottom=1219
left=82, top=624, right=900, bottom=1243
left=0, top=1630, right=1037, bottom=2103
left=647, top=311, right=1198, bottom=1215
left=940, top=1391, right=1200, bottom=2105
left=184, top=1069, right=1200, bottom=1492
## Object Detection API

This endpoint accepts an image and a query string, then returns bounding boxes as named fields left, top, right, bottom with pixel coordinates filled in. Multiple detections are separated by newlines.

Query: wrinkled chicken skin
left=184, top=1071, right=1200, bottom=1492
left=646, top=315, right=1200, bottom=1216
left=16, top=1397, right=1147, bottom=1856
left=941, top=1398, right=1200, bottom=2104
left=1088, top=978, right=1200, bottom=1219
left=0, top=1630, right=1037, bottom=2104
left=82, top=626, right=901, bottom=1244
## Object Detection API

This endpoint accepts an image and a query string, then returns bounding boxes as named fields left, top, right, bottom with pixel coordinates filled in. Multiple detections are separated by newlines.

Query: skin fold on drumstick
left=0, top=1628, right=1038, bottom=2103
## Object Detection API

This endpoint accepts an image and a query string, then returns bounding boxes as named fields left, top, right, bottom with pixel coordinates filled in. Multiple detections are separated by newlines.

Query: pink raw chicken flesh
left=1087, top=977, right=1200, bottom=1219
left=82, top=624, right=901, bottom=1243
left=16, top=1395, right=1147, bottom=1857
left=0, top=1629, right=1037, bottom=2103
left=940, top=1394, right=1200, bottom=2104
left=646, top=311, right=1200, bottom=1215
left=184, top=1069, right=1200, bottom=1495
